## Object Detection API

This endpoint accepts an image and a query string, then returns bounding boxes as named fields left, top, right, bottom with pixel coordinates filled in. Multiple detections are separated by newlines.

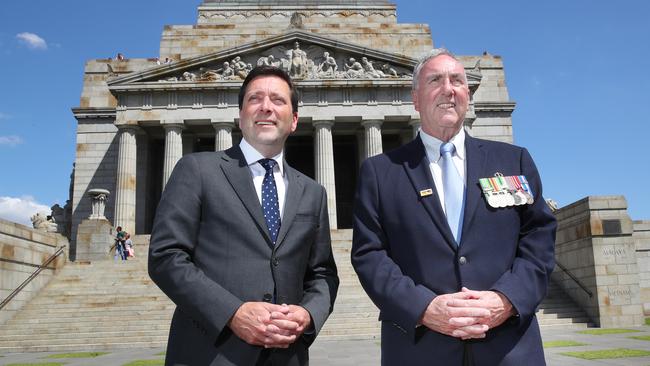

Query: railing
left=555, top=260, right=593, bottom=298
left=0, top=245, right=67, bottom=310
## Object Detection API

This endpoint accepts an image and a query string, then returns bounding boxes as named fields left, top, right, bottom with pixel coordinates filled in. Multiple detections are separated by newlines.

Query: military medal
left=479, top=173, right=534, bottom=207
left=517, top=175, right=535, bottom=204
left=479, top=178, right=499, bottom=208
left=495, top=175, right=516, bottom=207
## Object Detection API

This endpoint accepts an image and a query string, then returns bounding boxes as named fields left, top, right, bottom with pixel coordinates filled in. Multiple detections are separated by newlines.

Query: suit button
left=459, top=256, right=467, bottom=265
left=263, top=293, right=273, bottom=302
left=273, top=258, right=279, bottom=267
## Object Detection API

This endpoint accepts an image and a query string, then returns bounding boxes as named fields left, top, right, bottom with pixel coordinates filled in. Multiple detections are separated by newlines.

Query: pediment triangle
left=108, top=30, right=418, bottom=86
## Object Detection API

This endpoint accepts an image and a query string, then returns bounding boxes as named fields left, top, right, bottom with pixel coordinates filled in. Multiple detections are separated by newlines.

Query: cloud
left=0, top=196, right=51, bottom=227
left=16, top=32, right=47, bottom=50
left=0, top=112, right=9, bottom=120
left=0, top=135, right=23, bottom=146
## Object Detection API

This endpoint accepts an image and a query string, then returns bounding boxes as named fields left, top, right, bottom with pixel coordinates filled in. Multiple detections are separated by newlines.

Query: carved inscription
left=607, top=286, right=633, bottom=305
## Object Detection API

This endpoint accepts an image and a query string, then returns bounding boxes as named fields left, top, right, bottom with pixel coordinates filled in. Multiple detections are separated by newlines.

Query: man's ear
left=291, top=112, right=298, bottom=133
left=412, top=90, right=420, bottom=111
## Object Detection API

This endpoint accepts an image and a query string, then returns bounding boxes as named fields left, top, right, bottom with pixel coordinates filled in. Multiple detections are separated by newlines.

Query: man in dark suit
left=351, top=49, right=556, bottom=365
left=149, top=66, right=339, bottom=366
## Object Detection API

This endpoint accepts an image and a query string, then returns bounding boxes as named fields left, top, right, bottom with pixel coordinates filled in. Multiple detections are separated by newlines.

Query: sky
left=0, top=0, right=649, bottom=226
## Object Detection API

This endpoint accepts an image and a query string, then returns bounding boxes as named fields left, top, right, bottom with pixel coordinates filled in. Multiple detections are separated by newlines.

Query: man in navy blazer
left=351, top=49, right=556, bottom=365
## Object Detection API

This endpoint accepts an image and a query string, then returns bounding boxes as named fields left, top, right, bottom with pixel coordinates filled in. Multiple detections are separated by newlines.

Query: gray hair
left=412, top=48, right=464, bottom=91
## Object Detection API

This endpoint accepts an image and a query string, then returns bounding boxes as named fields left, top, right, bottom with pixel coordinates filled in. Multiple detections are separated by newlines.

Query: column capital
left=361, top=119, right=383, bottom=128
left=116, top=124, right=142, bottom=133
left=211, top=120, right=235, bottom=129
left=312, top=120, right=335, bottom=129
left=161, top=119, right=185, bottom=127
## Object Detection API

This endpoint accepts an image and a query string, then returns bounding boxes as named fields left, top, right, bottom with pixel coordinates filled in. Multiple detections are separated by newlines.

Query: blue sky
left=0, top=0, right=649, bottom=225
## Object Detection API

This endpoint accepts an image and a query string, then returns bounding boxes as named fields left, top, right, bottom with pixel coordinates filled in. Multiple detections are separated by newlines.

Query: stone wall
left=161, top=4, right=432, bottom=60
left=0, top=218, right=68, bottom=325
left=553, top=196, right=644, bottom=327
left=634, top=220, right=650, bottom=315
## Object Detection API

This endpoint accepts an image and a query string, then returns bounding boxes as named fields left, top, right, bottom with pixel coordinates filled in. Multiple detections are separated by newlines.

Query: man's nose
left=441, top=78, right=454, bottom=94
left=259, top=96, right=272, bottom=111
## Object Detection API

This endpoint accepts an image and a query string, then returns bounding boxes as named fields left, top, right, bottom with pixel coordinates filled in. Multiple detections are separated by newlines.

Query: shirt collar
left=239, top=138, right=285, bottom=176
left=420, top=127, right=466, bottom=163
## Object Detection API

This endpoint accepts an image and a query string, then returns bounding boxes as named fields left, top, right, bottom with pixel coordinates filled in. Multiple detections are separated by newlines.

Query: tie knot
left=259, top=158, right=277, bottom=173
left=440, top=142, right=456, bottom=157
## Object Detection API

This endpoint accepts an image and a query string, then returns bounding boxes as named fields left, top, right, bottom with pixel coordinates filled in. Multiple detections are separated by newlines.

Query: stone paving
left=1, top=326, right=649, bottom=365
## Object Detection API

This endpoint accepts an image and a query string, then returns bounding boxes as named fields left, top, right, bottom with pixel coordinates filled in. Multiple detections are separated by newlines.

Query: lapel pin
left=419, top=188, right=433, bottom=197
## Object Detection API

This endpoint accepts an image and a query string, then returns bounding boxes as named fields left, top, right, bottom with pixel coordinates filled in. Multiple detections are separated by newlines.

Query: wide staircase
left=0, top=230, right=590, bottom=352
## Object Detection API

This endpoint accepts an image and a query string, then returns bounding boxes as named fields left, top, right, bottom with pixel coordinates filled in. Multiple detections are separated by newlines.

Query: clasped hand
left=420, top=287, right=514, bottom=340
left=229, top=302, right=311, bottom=348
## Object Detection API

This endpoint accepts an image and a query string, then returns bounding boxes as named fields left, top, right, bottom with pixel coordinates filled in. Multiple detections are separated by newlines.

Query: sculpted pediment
left=107, top=31, right=418, bottom=88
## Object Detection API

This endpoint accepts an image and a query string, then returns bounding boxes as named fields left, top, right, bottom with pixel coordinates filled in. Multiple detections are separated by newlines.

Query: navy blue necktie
left=440, top=142, right=464, bottom=243
left=259, top=159, right=281, bottom=244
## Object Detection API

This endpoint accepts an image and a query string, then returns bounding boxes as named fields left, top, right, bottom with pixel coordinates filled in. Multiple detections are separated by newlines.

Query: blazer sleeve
left=351, top=158, right=436, bottom=340
left=490, top=148, right=557, bottom=321
left=148, top=154, right=243, bottom=342
left=298, top=187, right=339, bottom=345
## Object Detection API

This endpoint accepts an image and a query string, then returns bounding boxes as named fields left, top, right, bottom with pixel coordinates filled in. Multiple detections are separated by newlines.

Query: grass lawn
left=122, top=360, right=165, bottom=366
left=4, top=363, right=66, bottom=366
left=629, top=335, right=650, bottom=341
left=577, top=328, right=642, bottom=335
left=561, top=348, right=650, bottom=360
left=45, top=352, right=108, bottom=359
left=646, top=317, right=650, bottom=326
left=543, top=340, right=587, bottom=348
left=155, top=351, right=166, bottom=356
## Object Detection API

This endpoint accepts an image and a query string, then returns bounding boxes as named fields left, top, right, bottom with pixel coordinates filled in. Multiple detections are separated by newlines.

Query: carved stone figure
left=231, top=56, right=249, bottom=79
left=344, top=57, right=364, bottom=78
left=381, top=63, right=399, bottom=77
left=182, top=71, right=197, bottom=81
left=288, top=41, right=308, bottom=78
left=317, top=51, right=338, bottom=78
left=360, top=57, right=384, bottom=78
left=257, top=55, right=280, bottom=68
left=31, top=212, right=57, bottom=232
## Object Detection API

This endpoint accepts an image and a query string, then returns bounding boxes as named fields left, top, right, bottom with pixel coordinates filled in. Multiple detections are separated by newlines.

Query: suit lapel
left=402, top=137, right=457, bottom=250
left=220, top=146, right=273, bottom=246
left=461, top=134, right=487, bottom=239
left=275, top=161, right=304, bottom=249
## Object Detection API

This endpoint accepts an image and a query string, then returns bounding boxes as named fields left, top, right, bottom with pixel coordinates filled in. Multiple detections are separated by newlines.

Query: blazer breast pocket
left=293, top=213, right=318, bottom=223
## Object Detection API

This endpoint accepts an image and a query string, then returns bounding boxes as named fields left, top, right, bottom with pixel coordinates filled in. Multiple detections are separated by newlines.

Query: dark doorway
left=333, top=135, right=358, bottom=229
left=285, top=136, right=315, bottom=179
left=144, top=138, right=164, bottom=234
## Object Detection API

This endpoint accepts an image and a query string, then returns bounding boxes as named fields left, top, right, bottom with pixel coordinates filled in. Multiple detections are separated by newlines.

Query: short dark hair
left=238, top=66, right=299, bottom=114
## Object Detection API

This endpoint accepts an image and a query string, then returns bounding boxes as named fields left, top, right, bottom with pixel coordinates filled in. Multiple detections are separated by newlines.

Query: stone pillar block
left=553, top=195, right=644, bottom=327
left=75, top=218, right=114, bottom=262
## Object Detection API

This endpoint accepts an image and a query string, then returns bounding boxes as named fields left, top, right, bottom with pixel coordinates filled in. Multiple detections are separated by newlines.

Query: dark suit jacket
left=149, top=146, right=339, bottom=366
left=351, top=134, right=556, bottom=366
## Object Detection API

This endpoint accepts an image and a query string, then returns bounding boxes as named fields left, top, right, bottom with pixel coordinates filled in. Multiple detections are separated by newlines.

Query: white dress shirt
left=239, top=138, right=288, bottom=217
left=419, top=128, right=467, bottom=214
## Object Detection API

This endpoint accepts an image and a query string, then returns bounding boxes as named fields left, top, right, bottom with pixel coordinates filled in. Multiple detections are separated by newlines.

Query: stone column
left=362, top=120, right=383, bottom=158
left=162, top=122, right=184, bottom=190
left=409, top=119, right=421, bottom=139
left=114, top=125, right=139, bottom=234
left=213, top=121, right=234, bottom=151
left=313, top=120, right=338, bottom=229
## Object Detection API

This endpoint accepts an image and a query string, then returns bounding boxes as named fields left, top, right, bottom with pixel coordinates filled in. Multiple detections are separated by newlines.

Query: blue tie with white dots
left=259, top=159, right=281, bottom=245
